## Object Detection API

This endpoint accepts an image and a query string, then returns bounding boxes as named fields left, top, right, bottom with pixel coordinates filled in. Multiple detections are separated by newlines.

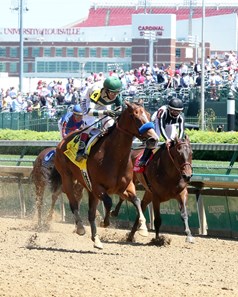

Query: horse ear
left=137, top=98, right=144, bottom=105
left=125, top=100, right=132, bottom=108
left=185, top=134, right=190, bottom=142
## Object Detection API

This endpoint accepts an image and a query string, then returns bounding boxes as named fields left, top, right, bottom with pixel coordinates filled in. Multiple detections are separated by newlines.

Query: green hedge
left=0, top=129, right=238, bottom=160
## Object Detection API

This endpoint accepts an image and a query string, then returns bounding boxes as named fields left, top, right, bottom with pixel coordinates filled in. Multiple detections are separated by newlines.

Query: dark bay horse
left=112, top=136, right=194, bottom=244
left=50, top=101, right=159, bottom=249
left=31, top=147, right=84, bottom=227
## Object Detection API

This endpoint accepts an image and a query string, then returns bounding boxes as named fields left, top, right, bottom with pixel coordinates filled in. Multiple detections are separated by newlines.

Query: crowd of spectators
left=0, top=51, right=238, bottom=116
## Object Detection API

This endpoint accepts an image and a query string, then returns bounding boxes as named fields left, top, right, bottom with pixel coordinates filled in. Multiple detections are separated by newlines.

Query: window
left=176, top=48, right=181, bottom=58
left=0, top=47, right=6, bottom=57
left=32, top=47, right=40, bottom=57
left=10, top=48, right=18, bottom=57
left=101, top=48, right=109, bottom=57
left=24, top=62, right=29, bottom=72
left=37, top=62, right=45, bottom=72
left=31, top=63, right=35, bottom=72
left=125, top=48, right=131, bottom=57
left=24, top=47, right=29, bottom=58
left=113, top=48, right=121, bottom=57
left=78, top=48, right=85, bottom=57
left=0, top=62, right=6, bottom=72
left=55, top=48, right=63, bottom=57
left=48, top=62, right=56, bottom=72
left=9, top=62, right=17, bottom=73
left=44, top=47, right=51, bottom=57
left=36, top=60, right=82, bottom=73
left=89, top=48, right=97, bottom=57
left=66, top=47, right=74, bottom=57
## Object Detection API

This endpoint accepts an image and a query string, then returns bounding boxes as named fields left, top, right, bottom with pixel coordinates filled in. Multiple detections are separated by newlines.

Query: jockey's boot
left=75, top=133, right=89, bottom=162
left=138, top=148, right=152, bottom=167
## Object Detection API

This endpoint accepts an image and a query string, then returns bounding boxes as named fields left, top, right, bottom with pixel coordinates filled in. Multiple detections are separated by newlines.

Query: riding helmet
left=103, top=76, right=122, bottom=93
left=168, top=98, right=184, bottom=111
left=73, top=104, right=83, bottom=115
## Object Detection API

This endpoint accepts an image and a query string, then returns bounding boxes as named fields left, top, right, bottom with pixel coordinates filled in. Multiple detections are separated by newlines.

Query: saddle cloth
left=42, top=149, right=56, bottom=168
left=63, top=133, right=100, bottom=170
left=133, top=147, right=159, bottom=173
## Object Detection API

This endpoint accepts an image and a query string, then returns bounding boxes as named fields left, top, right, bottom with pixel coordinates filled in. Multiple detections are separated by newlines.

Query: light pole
left=200, top=0, right=205, bottom=130
left=144, top=31, right=156, bottom=67
left=10, top=0, right=28, bottom=92
left=19, top=0, right=24, bottom=93
left=188, top=34, right=199, bottom=63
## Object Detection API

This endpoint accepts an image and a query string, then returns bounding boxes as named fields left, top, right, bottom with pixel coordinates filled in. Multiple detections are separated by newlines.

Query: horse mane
left=160, top=135, right=187, bottom=151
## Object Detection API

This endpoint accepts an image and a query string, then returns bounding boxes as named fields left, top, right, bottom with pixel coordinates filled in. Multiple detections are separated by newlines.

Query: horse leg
left=131, top=196, right=148, bottom=237
left=153, top=202, right=162, bottom=240
left=111, top=197, right=124, bottom=217
left=178, top=190, right=194, bottom=243
left=127, top=191, right=151, bottom=242
left=124, top=181, right=148, bottom=237
left=152, top=200, right=172, bottom=246
left=88, top=191, right=103, bottom=249
left=61, top=177, right=85, bottom=236
left=46, top=187, right=61, bottom=223
left=101, top=193, right=112, bottom=227
left=35, top=184, right=44, bottom=227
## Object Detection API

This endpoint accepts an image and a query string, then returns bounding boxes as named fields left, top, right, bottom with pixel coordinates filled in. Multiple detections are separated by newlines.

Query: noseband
left=167, top=142, right=192, bottom=175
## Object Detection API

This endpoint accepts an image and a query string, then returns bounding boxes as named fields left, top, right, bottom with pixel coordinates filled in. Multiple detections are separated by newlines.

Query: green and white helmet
left=103, top=76, right=122, bottom=93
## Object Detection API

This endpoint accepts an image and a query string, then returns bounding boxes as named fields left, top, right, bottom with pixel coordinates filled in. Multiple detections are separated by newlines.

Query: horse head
left=118, top=101, right=159, bottom=148
left=168, top=135, right=193, bottom=182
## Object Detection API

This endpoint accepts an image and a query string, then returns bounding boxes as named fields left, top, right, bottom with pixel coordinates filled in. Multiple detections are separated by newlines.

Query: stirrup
left=75, top=153, right=88, bottom=162
left=138, top=159, right=147, bottom=167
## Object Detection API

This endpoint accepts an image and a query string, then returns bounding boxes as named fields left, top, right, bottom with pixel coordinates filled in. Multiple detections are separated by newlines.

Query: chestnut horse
left=50, top=101, right=159, bottom=249
left=112, top=135, right=194, bottom=244
left=31, top=147, right=84, bottom=227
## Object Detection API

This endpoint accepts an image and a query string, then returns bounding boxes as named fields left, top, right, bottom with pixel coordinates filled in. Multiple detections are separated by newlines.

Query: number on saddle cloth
left=42, top=149, right=56, bottom=168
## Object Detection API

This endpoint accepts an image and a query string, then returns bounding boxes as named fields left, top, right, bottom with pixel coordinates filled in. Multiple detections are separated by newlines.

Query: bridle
left=166, top=141, right=192, bottom=175
left=115, top=105, right=149, bottom=139
left=116, top=122, right=134, bottom=137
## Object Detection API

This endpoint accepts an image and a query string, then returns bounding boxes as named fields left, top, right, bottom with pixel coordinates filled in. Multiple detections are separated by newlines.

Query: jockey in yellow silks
left=76, top=76, right=122, bottom=161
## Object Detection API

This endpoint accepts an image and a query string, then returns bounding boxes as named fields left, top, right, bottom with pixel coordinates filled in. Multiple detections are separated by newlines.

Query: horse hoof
left=186, top=236, right=195, bottom=243
left=138, top=228, right=149, bottom=237
left=100, top=220, right=109, bottom=228
left=76, top=224, right=86, bottom=236
left=94, top=235, right=103, bottom=249
left=110, top=210, right=117, bottom=217
left=126, top=235, right=135, bottom=243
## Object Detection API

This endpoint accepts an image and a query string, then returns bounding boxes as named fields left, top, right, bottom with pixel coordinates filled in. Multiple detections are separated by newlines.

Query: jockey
left=58, top=104, right=84, bottom=139
left=139, top=97, right=185, bottom=167
left=76, top=76, right=122, bottom=161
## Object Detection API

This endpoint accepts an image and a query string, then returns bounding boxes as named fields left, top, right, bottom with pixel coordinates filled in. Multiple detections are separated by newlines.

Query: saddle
left=64, top=132, right=101, bottom=169
left=133, top=147, right=159, bottom=173
left=63, top=130, right=108, bottom=191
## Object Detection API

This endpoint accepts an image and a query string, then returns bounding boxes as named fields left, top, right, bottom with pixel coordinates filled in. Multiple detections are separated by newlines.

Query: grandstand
left=73, top=0, right=238, bottom=28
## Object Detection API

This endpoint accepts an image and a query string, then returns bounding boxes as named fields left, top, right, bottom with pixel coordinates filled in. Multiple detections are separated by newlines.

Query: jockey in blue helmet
left=58, top=104, right=84, bottom=139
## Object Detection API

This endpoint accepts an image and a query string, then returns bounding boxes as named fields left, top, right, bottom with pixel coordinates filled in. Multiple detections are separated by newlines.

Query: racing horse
left=31, top=147, right=84, bottom=227
left=112, top=135, right=194, bottom=244
left=50, top=101, right=159, bottom=249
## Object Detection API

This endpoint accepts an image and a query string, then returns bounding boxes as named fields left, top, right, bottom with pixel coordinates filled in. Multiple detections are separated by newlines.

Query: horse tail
left=49, top=166, right=62, bottom=193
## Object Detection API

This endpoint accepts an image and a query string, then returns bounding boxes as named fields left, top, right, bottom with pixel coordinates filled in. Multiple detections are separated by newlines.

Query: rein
left=116, top=122, right=135, bottom=137
left=166, top=142, right=192, bottom=175
left=115, top=106, right=142, bottom=138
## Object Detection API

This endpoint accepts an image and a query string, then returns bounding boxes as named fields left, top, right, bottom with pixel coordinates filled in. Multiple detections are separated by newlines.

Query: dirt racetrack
left=0, top=217, right=237, bottom=297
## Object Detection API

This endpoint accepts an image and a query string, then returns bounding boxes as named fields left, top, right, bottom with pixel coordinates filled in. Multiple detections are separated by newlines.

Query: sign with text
left=132, top=14, right=176, bottom=39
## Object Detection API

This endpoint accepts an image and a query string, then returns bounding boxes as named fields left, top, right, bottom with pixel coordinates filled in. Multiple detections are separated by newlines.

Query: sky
left=0, top=0, right=91, bottom=28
